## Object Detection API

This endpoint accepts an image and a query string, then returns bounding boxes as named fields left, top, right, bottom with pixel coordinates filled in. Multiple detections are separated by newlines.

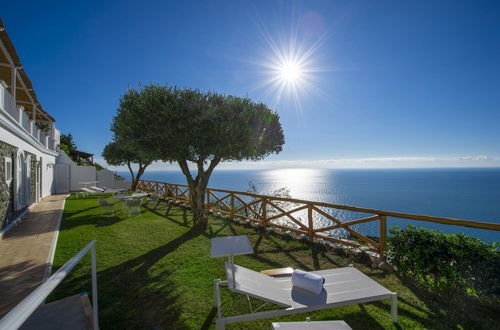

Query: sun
left=252, top=30, right=328, bottom=107
left=278, top=60, right=302, bottom=83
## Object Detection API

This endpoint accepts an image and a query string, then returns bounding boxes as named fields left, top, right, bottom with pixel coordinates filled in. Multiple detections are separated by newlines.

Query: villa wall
left=56, top=150, right=96, bottom=191
left=0, top=121, right=57, bottom=199
left=97, top=169, right=131, bottom=190
left=70, top=166, right=96, bottom=191
left=56, top=151, right=130, bottom=191
left=0, top=140, right=17, bottom=229
left=0, top=122, right=57, bottom=230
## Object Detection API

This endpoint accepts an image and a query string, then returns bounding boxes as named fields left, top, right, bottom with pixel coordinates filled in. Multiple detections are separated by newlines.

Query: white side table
left=210, top=235, right=254, bottom=285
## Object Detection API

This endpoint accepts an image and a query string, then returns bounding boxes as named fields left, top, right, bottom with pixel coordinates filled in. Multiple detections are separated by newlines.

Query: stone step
left=20, top=293, right=94, bottom=330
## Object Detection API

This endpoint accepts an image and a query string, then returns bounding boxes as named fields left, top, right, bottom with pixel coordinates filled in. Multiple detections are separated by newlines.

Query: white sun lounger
left=88, top=186, right=124, bottom=196
left=76, top=187, right=98, bottom=198
left=214, top=263, right=397, bottom=329
left=89, top=185, right=106, bottom=192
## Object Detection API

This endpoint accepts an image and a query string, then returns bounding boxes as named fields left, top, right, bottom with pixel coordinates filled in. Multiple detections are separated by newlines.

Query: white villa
left=0, top=18, right=130, bottom=235
left=0, top=19, right=60, bottom=232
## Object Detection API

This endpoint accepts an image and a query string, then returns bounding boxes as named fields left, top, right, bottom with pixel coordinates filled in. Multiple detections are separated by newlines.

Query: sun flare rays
left=251, top=15, right=330, bottom=109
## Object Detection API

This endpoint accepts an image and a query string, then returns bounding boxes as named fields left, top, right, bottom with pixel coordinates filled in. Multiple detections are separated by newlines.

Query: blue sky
left=3, top=0, right=500, bottom=169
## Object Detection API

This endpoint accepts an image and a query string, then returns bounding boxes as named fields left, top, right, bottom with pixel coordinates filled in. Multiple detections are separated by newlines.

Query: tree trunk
left=190, top=183, right=208, bottom=228
left=132, top=166, right=146, bottom=191
left=130, top=179, right=138, bottom=191
left=177, top=158, right=220, bottom=229
left=128, top=161, right=149, bottom=191
left=127, top=162, right=137, bottom=191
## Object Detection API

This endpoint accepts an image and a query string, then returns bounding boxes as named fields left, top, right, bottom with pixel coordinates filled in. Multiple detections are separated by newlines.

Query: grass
left=50, top=194, right=499, bottom=329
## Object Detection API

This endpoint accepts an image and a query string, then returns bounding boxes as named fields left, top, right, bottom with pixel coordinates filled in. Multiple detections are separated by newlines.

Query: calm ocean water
left=118, top=168, right=500, bottom=242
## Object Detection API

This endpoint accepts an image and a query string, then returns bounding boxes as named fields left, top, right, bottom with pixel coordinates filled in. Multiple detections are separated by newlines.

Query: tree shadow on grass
left=63, top=205, right=102, bottom=219
left=200, top=307, right=218, bottom=330
left=262, top=236, right=312, bottom=271
left=351, top=305, right=386, bottom=330
left=60, top=213, right=124, bottom=231
left=310, top=246, right=321, bottom=270
left=146, top=202, right=192, bottom=228
left=50, top=226, right=204, bottom=329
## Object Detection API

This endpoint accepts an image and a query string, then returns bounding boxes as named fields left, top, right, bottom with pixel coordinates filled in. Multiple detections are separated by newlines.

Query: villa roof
left=0, top=18, right=54, bottom=122
left=69, top=149, right=94, bottom=158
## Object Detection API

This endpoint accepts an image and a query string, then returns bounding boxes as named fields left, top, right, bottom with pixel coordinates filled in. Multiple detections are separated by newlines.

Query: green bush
left=387, top=225, right=500, bottom=295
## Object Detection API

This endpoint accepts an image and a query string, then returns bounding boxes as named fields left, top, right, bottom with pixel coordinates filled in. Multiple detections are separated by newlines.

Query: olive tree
left=102, top=141, right=154, bottom=191
left=112, top=84, right=285, bottom=227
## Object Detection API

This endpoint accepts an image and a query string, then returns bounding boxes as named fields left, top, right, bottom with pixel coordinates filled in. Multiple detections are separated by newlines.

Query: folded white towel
left=291, top=269, right=325, bottom=294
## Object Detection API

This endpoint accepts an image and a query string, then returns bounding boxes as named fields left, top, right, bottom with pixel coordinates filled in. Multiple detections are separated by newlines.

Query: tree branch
left=196, top=158, right=206, bottom=185
left=126, top=162, right=134, bottom=181
left=177, top=159, right=194, bottom=186
left=205, top=157, right=221, bottom=179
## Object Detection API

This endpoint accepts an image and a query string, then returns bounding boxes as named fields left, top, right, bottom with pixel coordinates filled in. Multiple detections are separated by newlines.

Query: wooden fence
left=136, top=180, right=500, bottom=259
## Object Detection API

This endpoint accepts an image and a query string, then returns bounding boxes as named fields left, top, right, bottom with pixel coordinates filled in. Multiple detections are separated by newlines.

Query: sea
left=117, top=168, right=500, bottom=242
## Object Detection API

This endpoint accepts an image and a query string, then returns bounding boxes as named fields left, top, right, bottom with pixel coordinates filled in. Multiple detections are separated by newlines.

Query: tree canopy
left=59, top=133, right=76, bottom=155
left=111, top=84, right=285, bottom=226
left=102, top=140, right=154, bottom=190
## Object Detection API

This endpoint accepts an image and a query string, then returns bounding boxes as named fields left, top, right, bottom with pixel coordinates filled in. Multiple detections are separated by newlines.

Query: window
left=4, top=157, right=12, bottom=183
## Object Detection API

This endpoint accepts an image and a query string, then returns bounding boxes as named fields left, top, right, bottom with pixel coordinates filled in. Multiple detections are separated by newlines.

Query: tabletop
left=210, top=235, right=254, bottom=258
left=130, top=192, right=149, bottom=198
left=116, top=192, right=149, bottom=200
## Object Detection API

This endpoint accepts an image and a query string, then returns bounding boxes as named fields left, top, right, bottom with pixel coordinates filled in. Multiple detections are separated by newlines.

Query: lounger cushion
left=291, top=269, right=325, bottom=295
left=90, top=186, right=106, bottom=192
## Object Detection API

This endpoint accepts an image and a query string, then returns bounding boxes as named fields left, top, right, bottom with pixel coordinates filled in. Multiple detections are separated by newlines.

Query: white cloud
left=94, top=155, right=500, bottom=172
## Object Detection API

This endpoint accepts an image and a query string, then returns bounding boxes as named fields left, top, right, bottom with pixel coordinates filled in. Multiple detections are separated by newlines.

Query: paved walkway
left=0, top=194, right=67, bottom=318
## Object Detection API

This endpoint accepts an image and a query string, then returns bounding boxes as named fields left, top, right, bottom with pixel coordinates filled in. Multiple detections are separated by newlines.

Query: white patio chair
left=89, top=186, right=124, bottom=197
left=98, top=198, right=114, bottom=216
left=125, top=198, right=142, bottom=217
left=147, top=192, right=160, bottom=209
left=89, top=185, right=106, bottom=192
left=214, top=263, right=397, bottom=329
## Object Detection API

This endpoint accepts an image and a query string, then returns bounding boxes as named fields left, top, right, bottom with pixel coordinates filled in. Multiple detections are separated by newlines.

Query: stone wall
left=25, top=151, right=37, bottom=206
left=0, top=141, right=17, bottom=229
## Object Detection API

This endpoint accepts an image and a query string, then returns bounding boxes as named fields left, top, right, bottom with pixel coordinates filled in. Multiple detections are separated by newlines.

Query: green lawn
left=50, top=194, right=498, bottom=329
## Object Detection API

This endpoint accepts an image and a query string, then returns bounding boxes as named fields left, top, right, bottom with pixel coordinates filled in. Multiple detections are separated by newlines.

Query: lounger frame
left=213, top=264, right=397, bottom=329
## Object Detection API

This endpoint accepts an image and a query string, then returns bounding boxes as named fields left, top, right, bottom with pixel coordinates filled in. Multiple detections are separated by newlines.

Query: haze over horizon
left=3, top=0, right=500, bottom=170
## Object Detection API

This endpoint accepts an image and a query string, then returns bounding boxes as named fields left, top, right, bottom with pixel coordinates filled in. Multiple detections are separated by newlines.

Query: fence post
left=155, top=181, right=159, bottom=194
left=262, top=199, right=267, bottom=228
left=379, top=215, right=387, bottom=260
left=206, top=189, right=210, bottom=211
left=308, top=205, right=314, bottom=242
left=230, top=193, right=235, bottom=218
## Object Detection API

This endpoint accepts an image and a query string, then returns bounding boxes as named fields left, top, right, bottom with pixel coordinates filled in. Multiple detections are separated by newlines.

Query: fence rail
left=0, top=240, right=98, bottom=330
left=137, top=180, right=500, bottom=258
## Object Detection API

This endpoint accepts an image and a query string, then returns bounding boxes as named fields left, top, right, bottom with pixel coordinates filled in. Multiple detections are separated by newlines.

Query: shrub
left=387, top=225, right=500, bottom=295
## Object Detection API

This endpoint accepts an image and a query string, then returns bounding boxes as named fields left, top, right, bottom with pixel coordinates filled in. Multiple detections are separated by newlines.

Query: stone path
left=0, top=194, right=67, bottom=318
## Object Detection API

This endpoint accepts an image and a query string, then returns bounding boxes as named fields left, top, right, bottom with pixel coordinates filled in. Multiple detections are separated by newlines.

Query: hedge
left=387, top=225, right=500, bottom=295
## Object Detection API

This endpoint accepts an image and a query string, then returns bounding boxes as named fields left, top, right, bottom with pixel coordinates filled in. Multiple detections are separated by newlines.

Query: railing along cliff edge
left=137, top=180, right=500, bottom=259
